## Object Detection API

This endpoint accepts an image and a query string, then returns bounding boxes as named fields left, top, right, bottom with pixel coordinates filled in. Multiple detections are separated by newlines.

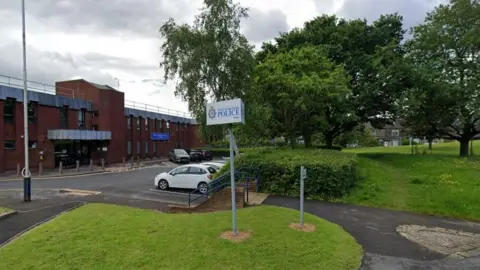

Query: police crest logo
left=208, top=106, right=216, bottom=119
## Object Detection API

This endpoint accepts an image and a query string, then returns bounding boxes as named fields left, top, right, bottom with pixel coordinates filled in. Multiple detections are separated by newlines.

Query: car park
left=154, top=164, right=217, bottom=194
left=168, top=149, right=190, bottom=163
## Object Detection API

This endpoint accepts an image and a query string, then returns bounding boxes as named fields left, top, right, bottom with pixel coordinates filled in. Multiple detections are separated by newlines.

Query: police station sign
left=206, top=98, right=245, bottom=126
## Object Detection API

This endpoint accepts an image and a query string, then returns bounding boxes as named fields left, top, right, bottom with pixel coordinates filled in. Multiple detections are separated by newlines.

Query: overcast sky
left=0, top=0, right=445, bottom=114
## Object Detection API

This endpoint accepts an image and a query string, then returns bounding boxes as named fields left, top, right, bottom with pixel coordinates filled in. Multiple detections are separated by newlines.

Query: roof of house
left=87, top=81, right=120, bottom=92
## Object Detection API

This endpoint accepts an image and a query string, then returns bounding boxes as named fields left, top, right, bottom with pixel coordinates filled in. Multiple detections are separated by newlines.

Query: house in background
left=366, top=121, right=405, bottom=147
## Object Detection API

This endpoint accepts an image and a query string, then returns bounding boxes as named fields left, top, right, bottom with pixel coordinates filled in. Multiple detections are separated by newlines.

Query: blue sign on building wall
left=151, top=133, right=170, bottom=141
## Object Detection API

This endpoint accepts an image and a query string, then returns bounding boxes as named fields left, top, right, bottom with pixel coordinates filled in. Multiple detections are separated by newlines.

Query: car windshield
left=174, top=149, right=187, bottom=155
left=203, top=164, right=219, bottom=170
left=206, top=166, right=217, bottom=174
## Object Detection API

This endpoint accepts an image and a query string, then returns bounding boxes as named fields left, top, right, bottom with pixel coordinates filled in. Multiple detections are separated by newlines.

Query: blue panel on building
left=151, top=132, right=170, bottom=141
left=0, top=85, right=92, bottom=111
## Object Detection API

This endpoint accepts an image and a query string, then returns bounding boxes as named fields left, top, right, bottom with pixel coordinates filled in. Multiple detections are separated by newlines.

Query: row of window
left=127, top=117, right=189, bottom=132
left=4, top=140, right=37, bottom=150
left=3, top=98, right=86, bottom=129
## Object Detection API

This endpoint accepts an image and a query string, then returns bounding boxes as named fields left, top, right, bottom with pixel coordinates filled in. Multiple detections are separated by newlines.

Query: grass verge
left=0, top=204, right=363, bottom=270
left=341, top=149, right=480, bottom=220
left=0, top=207, right=12, bottom=215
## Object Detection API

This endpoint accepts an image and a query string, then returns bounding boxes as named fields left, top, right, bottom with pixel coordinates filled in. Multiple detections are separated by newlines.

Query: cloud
left=0, top=0, right=198, bottom=37
left=242, top=8, right=290, bottom=43
left=335, top=0, right=446, bottom=30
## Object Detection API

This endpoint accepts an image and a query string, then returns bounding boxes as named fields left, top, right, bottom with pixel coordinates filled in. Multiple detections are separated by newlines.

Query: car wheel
left=158, top=179, right=169, bottom=190
left=198, top=182, right=208, bottom=194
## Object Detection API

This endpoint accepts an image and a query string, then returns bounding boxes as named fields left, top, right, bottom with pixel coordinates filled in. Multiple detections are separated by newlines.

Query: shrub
left=216, top=148, right=358, bottom=200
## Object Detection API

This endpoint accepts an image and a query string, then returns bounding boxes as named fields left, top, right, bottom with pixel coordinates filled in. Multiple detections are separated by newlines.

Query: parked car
left=154, top=164, right=217, bottom=194
left=168, top=149, right=190, bottom=163
left=200, top=149, right=213, bottom=161
left=187, top=149, right=203, bottom=162
left=200, top=162, right=225, bottom=171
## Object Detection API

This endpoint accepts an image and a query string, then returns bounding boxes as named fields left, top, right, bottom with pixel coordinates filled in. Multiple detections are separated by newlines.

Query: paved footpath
left=264, top=196, right=480, bottom=270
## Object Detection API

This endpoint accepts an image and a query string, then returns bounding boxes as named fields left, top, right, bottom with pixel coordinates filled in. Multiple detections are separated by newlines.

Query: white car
left=200, top=162, right=226, bottom=171
left=154, top=164, right=217, bottom=194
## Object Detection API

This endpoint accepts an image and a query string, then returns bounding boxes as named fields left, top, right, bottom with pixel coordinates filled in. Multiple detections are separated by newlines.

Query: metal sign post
left=228, top=127, right=237, bottom=234
left=21, top=0, right=31, bottom=202
left=206, top=98, right=245, bottom=236
left=300, top=166, right=307, bottom=227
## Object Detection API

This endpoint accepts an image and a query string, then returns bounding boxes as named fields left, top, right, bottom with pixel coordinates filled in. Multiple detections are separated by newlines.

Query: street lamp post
left=21, top=0, right=31, bottom=202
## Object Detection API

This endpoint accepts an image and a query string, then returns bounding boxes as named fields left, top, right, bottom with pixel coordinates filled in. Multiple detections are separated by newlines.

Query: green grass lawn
left=0, top=207, right=12, bottom=215
left=0, top=204, right=363, bottom=270
left=342, top=142, right=480, bottom=220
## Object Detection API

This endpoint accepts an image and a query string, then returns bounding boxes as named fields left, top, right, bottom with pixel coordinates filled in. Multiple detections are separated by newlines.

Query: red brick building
left=0, top=78, right=202, bottom=173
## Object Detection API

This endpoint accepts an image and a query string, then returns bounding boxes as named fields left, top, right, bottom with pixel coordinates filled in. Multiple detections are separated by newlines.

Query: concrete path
left=263, top=196, right=480, bottom=269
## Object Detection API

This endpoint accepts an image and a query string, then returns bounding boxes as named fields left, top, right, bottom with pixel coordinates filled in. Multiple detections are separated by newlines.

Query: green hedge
left=215, top=148, right=358, bottom=200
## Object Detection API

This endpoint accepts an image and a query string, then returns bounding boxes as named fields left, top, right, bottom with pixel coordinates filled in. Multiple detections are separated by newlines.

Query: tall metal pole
left=229, top=127, right=237, bottom=235
left=21, top=0, right=31, bottom=202
left=300, top=166, right=305, bottom=227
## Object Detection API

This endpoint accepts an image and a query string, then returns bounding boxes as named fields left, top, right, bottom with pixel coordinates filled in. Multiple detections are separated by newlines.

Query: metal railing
left=187, top=167, right=260, bottom=207
left=124, top=100, right=193, bottom=119
left=0, top=74, right=193, bottom=119
left=0, top=74, right=76, bottom=98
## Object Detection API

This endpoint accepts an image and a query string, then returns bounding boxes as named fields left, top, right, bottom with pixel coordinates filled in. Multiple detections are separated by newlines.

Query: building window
left=4, top=140, right=15, bottom=150
left=127, top=117, right=132, bottom=130
left=78, top=109, right=86, bottom=129
left=136, top=118, right=140, bottom=131
left=145, top=118, right=149, bottom=131
left=145, top=141, right=149, bottom=154
left=92, top=125, right=98, bottom=131
left=391, top=130, right=400, bottom=137
left=127, top=141, right=132, bottom=155
left=152, top=119, right=156, bottom=131
left=60, top=106, right=68, bottom=128
left=28, top=141, right=37, bottom=149
left=166, top=121, right=170, bottom=129
left=28, top=102, right=36, bottom=123
left=92, top=110, right=99, bottom=118
left=4, top=98, right=15, bottom=123
left=137, top=141, right=140, bottom=154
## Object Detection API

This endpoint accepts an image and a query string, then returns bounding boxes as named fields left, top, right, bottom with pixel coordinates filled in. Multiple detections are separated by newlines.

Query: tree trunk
left=303, top=130, right=313, bottom=148
left=325, top=134, right=334, bottom=149
left=428, top=138, right=433, bottom=151
left=290, top=133, right=296, bottom=149
left=459, top=139, right=470, bottom=157
left=470, top=140, right=474, bottom=156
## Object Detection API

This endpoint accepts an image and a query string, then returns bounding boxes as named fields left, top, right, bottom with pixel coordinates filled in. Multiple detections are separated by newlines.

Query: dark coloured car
left=188, top=149, right=203, bottom=162
left=168, top=149, right=190, bottom=163
left=200, top=149, right=213, bottom=161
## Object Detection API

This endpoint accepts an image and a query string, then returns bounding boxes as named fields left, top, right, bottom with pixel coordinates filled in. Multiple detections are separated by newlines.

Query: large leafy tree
left=406, top=0, right=480, bottom=157
left=256, top=14, right=408, bottom=147
left=253, top=46, right=350, bottom=148
left=159, top=0, right=255, bottom=142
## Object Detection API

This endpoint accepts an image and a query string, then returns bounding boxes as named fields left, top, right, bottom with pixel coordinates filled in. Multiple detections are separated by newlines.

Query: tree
left=256, top=14, right=408, bottom=147
left=253, top=46, right=351, bottom=148
left=159, top=0, right=255, bottom=143
left=406, top=0, right=480, bottom=157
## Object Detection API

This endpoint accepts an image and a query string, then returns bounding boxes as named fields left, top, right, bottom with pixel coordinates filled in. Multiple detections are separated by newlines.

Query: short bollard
left=101, top=158, right=105, bottom=170
left=59, top=161, right=63, bottom=174
left=38, top=162, right=43, bottom=176
left=122, top=157, right=126, bottom=167
left=17, top=163, right=20, bottom=176
left=76, top=160, right=80, bottom=172
left=136, top=155, right=140, bottom=166
left=89, top=159, right=93, bottom=171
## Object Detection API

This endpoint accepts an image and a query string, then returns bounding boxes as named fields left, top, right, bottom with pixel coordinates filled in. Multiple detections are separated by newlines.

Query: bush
left=216, top=148, right=358, bottom=200
left=312, top=144, right=343, bottom=151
